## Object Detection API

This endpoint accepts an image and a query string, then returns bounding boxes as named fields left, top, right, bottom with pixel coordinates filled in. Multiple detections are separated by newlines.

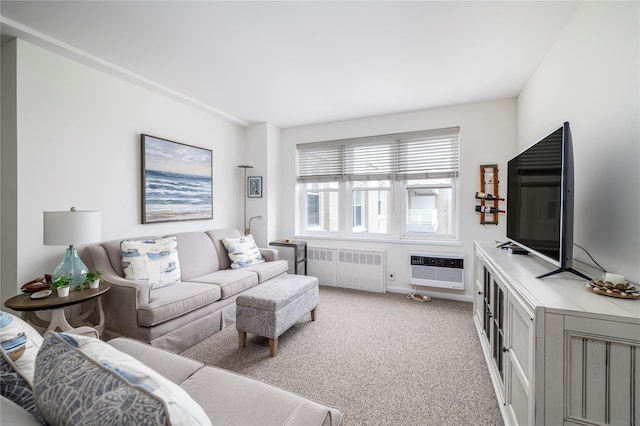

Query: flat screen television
left=506, top=122, right=589, bottom=280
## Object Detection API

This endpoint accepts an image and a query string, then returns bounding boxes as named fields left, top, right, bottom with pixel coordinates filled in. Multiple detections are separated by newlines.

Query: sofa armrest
left=260, top=248, right=279, bottom=262
left=82, top=245, right=152, bottom=339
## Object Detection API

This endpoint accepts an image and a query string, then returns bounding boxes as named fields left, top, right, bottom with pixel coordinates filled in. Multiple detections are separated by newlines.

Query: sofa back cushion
left=164, top=232, right=220, bottom=281
left=99, top=236, right=157, bottom=277
left=206, top=229, right=243, bottom=270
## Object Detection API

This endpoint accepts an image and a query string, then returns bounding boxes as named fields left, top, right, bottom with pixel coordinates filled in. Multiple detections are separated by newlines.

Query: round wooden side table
left=4, top=282, right=110, bottom=336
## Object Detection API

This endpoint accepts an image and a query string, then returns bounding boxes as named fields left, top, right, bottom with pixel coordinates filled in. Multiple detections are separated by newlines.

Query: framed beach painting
left=141, top=134, right=213, bottom=223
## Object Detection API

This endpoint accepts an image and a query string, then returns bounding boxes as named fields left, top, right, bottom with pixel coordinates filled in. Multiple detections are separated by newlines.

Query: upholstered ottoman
left=236, top=274, right=319, bottom=357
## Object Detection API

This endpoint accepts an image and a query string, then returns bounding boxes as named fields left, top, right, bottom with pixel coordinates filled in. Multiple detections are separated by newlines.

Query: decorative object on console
left=585, top=280, right=639, bottom=299
left=142, top=134, right=213, bottom=224
left=43, top=208, right=102, bottom=289
left=221, top=235, right=265, bottom=269
left=120, top=238, right=181, bottom=289
left=248, top=176, right=262, bottom=198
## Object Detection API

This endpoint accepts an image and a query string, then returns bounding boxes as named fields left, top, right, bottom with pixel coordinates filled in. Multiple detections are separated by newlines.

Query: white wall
left=518, top=2, right=639, bottom=283
left=2, top=39, right=244, bottom=303
left=281, top=98, right=517, bottom=300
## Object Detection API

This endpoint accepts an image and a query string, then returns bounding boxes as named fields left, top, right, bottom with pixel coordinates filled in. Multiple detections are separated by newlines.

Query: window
left=404, top=179, right=454, bottom=237
left=302, top=182, right=339, bottom=233
left=297, top=127, right=459, bottom=241
left=350, top=181, right=391, bottom=235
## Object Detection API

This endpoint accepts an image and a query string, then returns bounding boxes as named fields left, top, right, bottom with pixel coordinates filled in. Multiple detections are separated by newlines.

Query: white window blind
left=297, top=127, right=459, bottom=183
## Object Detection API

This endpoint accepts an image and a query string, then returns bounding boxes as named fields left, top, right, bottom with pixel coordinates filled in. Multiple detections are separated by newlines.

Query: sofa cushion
left=107, top=337, right=204, bottom=385
left=138, top=282, right=221, bottom=327
left=186, top=269, right=258, bottom=299
left=34, top=332, right=210, bottom=425
left=164, top=232, right=220, bottom=281
left=241, top=259, right=288, bottom=283
left=180, top=363, right=340, bottom=426
left=121, top=237, right=181, bottom=289
left=221, top=235, right=265, bottom=269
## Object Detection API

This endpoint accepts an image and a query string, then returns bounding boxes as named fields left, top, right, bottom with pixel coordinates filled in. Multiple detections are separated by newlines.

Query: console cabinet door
left=473, top=254, right=485, bottom=328
left=505, top=292, right=535, bottom=426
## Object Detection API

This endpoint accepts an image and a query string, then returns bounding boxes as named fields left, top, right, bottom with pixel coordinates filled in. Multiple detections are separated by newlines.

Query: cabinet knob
left=502, top=347, right=509, bottom=353
left=478, top=291, right=482, bottom=295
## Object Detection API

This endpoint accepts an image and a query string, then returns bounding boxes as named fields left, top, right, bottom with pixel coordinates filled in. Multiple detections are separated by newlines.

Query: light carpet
left=181, top=286, right=504, bottom=425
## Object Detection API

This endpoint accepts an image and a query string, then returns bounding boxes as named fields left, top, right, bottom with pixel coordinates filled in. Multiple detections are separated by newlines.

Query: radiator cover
left=308, top=247, right=385, bottom=293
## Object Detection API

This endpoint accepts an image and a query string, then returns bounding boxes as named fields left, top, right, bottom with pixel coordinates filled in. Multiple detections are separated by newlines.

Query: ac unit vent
left=410, top=251, right=465, bottom=290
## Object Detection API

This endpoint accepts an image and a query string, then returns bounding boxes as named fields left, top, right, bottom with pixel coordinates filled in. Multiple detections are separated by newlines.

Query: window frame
left=296, top=128, right=460, bottom=243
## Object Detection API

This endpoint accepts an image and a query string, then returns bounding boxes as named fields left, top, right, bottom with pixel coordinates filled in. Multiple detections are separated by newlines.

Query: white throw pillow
left=221, top=235, right=265, bottom=269
left=121, top=237, right=181, bottom=289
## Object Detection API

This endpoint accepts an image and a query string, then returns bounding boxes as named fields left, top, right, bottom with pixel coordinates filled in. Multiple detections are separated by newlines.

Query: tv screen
left=506, top=122, right=589, bottom=280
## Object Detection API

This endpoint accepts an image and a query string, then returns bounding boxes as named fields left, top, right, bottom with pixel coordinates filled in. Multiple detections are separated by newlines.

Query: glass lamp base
left=52, top=247, right=88, bottom=289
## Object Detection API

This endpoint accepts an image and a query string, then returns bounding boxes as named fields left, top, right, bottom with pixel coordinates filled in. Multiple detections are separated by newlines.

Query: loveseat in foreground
left=81, top=229, right=289, bottom=352
left=0, top=312, right=343, bottom=425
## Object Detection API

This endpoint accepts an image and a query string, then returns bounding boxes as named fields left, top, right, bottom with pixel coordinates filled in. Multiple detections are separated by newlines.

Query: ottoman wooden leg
left=239, top=331, right=246, bottom=348
left=269, top=337, right=278, bottom=357
left=311, top=307, right=317, bottom=321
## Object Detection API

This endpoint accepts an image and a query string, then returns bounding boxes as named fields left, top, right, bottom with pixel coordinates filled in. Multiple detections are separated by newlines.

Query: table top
left=269, top=239, right=307, bottom=247
left=4, top=282, right=110, bottom=312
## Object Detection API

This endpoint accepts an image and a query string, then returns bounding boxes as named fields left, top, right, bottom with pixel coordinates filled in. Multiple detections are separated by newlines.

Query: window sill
left=295, top=234, right=461, bottom=247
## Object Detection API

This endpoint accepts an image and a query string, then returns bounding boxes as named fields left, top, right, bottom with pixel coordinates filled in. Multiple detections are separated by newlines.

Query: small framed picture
left=248, top=176, right=262, bottom=198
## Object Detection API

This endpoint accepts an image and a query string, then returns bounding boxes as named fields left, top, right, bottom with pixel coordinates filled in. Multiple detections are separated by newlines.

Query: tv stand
left=473, top=241, right=639, bottom=426
left=536, top=266, right=592, bottom=281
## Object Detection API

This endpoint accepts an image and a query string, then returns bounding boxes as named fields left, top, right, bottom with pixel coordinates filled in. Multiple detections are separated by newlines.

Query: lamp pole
left=237, top=165, right=253, bottom=234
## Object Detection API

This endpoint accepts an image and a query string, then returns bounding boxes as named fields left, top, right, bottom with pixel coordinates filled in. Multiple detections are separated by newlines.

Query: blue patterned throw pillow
left=34, top=332, right=210, bottom=425
left=221, top=234, right=265, bottom=269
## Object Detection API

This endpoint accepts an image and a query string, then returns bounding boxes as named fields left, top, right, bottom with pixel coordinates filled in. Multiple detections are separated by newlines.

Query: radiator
left=410, top=251, right=465, bottom=290
left=308, top=247, right=386, bottom=293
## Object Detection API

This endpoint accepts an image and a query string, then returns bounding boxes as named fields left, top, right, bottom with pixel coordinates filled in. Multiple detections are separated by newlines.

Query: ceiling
left=0, top=1, right=580, bottom=128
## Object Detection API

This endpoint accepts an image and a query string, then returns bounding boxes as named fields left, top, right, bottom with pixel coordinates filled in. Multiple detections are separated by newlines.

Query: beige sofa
left=1, top=321, right=343, bottom=426
left=82, top=229, right=289, bottom=352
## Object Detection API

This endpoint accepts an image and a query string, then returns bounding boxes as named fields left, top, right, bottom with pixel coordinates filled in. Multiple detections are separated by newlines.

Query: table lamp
left=43, top=207, right=102, bottom=289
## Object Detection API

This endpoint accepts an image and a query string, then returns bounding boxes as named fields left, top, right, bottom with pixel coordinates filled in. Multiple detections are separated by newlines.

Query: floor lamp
left=237, top=165, right=253, bottom=234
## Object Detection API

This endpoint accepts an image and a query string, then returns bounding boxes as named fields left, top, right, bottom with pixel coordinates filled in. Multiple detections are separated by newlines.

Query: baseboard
left=386, top=285, right=473, bottom=303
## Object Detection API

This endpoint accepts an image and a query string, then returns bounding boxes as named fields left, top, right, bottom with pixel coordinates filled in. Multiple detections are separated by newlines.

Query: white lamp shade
left=43, top=210, right=102, bottom=246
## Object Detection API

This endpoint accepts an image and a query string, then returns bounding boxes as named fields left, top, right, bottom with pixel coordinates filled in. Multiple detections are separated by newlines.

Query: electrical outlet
left=388, top=272, right=395, bottom=281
